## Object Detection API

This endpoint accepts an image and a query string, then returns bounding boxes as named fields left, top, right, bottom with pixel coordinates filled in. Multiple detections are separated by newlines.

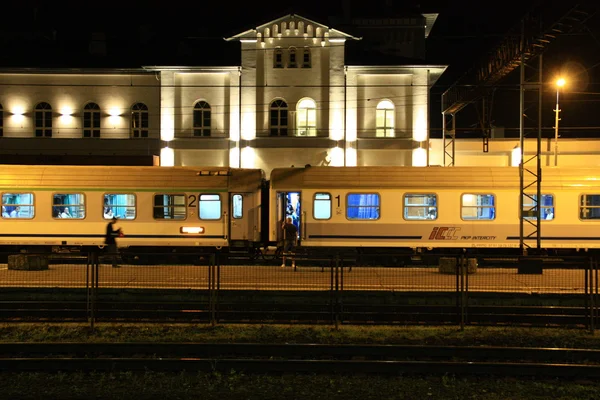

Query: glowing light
left=329, top=146, right=344, bottom=167
left=556, top=78, right=566, bottom=87
left=329, top=38, right=346, bottom=43
left=413, top=108, right=427, bottom=142
left=241, top=146, right=255, bottom=168
left=161, top=115, right=174, bottom=141
left=160, top=147, right=174, bottom=167
left=180, top=226, right=204, bottom=234
left=60, top=107, right=73, bottom=116
left=240, top=39, right=257, bottom=43
left=346, top=147, right=357, bottom=166
left=109, top=108, right=121, bottom=117
left=12, top=107, right=24, bottom=116
left=511, top=147, right=521, bottom=167
left=230, top=147, right=240, bottom=168
left=412, top=148, right=427, bottom=167
left=330, top=109, right=343, bottom=141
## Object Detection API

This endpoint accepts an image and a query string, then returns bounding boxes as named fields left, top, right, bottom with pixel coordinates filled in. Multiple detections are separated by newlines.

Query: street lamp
left=554, top=78, right=566, bottom=166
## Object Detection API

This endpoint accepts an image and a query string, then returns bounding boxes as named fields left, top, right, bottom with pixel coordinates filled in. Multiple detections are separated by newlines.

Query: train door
left=230, top=193, right=254, bottom=242
left=277, top=191, right=302, bottom=244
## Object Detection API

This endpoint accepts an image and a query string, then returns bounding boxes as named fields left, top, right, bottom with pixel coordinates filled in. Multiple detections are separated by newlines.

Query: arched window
left=193, top=101, right=211, bottom=137
left=288, top=47, right=297, bottom=68
left=0, top=103, right=3, bottom=137
left=270, top=100, right=288, bottom=136
left=302, top=47, right=311, bottom=68
left=274, top=48, right=283, bottom=68
left=83, top=102, right=101, bottom=138
left=35, top=102, right=53, bottom=137
left=296, top=98, right=316, bottom=137
left=376, top=100, right=395, bottom=137
left=131, top=102, right=148, bottom=138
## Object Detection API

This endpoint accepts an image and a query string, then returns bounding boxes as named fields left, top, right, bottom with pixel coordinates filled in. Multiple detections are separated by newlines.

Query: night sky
left=2, top=0, right=599, bottom=138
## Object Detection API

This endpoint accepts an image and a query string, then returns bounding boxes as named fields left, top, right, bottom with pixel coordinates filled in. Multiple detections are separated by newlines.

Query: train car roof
left=0, top=165, right=264, bottom=191
left=269, top=166, right=600, bottom=189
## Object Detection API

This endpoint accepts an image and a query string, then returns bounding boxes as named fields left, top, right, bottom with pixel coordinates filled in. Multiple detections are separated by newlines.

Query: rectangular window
left=1, top=193, right=35, bottom=219
left=404, top=194, right=437, bottom=220
left=53, top=193, right=85, bottom=219
left=232, top=194, right=243, bottom=219
left=199, top=194, right=221, bottom=220
left=580, top=194, right=600, bottom=220
left=461, top=194, right=495, bottom=220
left=153, top=194, right=186, bottom=220
left=523, top=194, right=554, bottom=220
left=347, top=193, right=380, bottom=220
left=313, top=193, right=331, bottom=220
left=104, top=193, right=136, bottom=220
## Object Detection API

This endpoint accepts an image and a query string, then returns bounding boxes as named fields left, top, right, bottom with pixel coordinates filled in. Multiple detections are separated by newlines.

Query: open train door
left=229, top=193, right=255, bottom=244
left=276, top=191, right=302, bottom=245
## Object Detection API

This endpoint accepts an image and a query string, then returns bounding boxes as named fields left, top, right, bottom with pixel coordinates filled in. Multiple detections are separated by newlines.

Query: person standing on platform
left=104, top=216, right=122, bottom=268
left=281, top=216, right=298, bottom=268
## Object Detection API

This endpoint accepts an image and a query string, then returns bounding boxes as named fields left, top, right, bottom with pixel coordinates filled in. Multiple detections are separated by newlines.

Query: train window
left=346, top=193, right=380, bottom=220
left=579, top=194, right=600, bottom=220
left=461, top=194, right=495, bottom=220
left=104, top=193, right=136, bottom=220
left=232, top=194, right=243, bottom=219
left=313, top=193, right=331, bottom=220
left=53, top=193, right=85, bottom=219
left=522, top=194, right=554, bottom=220
left=153, top=194, right=186, bottom=220
left=199, top=194, right=221, bottom=220
left=404, top=194, right=437, bottom=220
left=1, top=193, right=35, bottom=219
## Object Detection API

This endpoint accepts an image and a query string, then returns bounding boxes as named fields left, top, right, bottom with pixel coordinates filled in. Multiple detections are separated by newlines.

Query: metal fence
left=0, top=249, right=598, bottom=331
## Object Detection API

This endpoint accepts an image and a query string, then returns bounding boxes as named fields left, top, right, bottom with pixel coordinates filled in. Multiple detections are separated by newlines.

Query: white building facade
left=0, top=14, right=446, bottom=173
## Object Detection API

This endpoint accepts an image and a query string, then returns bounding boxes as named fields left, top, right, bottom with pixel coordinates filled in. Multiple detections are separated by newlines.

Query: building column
left=160, top=70, right=175, bottom=166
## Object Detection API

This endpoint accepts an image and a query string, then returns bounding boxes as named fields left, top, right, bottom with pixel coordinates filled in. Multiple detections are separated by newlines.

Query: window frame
left=274, top=48, right=283, bottom=68
left=460, top=193, right=496, bottom=221
left=1, top=192, right=35, bottom=219
left=198, top=193, right=222, bottom=221
left=34, top=102, right=53, bottom=138
left=522, top=193, right=555, bottom=220
left=103, top=193, right=138, bottom=220
left=296, top=98, right=317, bottom=137
left=269, top=99, right=288, bottom=136
left=130, top=102, right=149, bottom=138
left=193, top=100, right=211, bottom=137
left=83, top=102, right=101, bottom=138
left=301, top=47, right=311, bottom=68
left=345, top=192, right=381, bottom=221
left=313, top=192, right=332, bottom=220
left=232, top=194, right=243, bottom=219
left=376, top=100, right=395, bottom=137
left=288, top=47, right=297, bottom=68
left=403, top=193, right=438, bottom=221
left=579, top=194, right=600, bottom=220
left=52, top=192, right=86, bottom=220
left=153, top=193, right=187, bottom=220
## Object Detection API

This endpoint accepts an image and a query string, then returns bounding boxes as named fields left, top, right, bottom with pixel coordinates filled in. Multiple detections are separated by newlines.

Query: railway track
left=2, top=343, right=600, bottom=377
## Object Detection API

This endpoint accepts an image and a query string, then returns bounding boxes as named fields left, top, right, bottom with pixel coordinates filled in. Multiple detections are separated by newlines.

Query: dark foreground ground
left=1, top=324, right=600, bottom=400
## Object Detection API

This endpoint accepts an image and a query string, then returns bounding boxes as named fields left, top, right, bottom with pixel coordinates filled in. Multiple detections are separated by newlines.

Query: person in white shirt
left=9, top=206, right=20, bottom=218
left=60, top=207, right=72, bottom=218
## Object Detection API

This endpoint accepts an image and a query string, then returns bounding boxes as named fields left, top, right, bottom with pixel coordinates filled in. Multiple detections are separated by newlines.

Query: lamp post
left=554, top=78, right=565, bottom=166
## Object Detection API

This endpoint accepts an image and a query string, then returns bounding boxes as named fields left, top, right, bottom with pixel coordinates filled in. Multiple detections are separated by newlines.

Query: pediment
left=225, top=14, right=360, bottom=42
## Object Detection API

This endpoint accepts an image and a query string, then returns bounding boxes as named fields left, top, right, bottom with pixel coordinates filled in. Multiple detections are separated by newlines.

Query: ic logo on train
left=428, top=227, right=461, bottom=240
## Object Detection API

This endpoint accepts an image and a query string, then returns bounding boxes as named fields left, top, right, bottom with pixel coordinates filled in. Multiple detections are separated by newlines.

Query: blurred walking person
left=105, top=216, right=122, bottom=268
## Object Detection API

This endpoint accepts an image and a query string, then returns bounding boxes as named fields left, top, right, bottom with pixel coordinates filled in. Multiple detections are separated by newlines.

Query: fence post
left=209, top=253, right=216, bottom=327
left=86, top=252, right=98, bottom=331
left=334, top=253, right=341, bottom=330
left=459, top=253, right=466, bottom=331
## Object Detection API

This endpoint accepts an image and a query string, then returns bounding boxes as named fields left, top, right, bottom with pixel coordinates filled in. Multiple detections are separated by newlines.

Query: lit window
left=193, top=101, right=211, bottom=137
left=404, top=194, right=437, bottom=220
left=302, top=48, right=311, bottom=68
left=131, top=103, right=148, bottom=138
left=580, top=194, right=600, bottom=220
left=1, top=193, right=35, bottom=219
left=83, top=102, right=101, bottom=138
left=461, top=194, right=495, bottom=220
left=296, top=98, right=316, bottom=137
left=153, top=194, right=186, bottom=219
left=376, top=100, right=394, bottom=137
left=523, top=194, right=554, bottom=220
left=104, top=193, right=136, bottom=219
left=313, top=193, right=331, bottom=220
left=347, top=193, right=380, bottom=220
left=274, top=48, right=283, bottom=68
left=53, top=193, right=85, bottom=219
left=35, top=102, right=53, bottom=137
left=199, top=194, right=221, bottom=220
left=270, top=100, right=288, bottom=136
left=232, top=194, right=243, bottom=219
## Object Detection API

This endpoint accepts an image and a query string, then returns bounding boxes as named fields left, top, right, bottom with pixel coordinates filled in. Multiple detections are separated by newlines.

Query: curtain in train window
left=153, top=194, right=186, bottom=219
left=580, top=194, right=600, bottom=219
left=232, top=194, right=243, bottom=219
left=522, top=194, right=554, bottom=220
left=347, top=193, right=380, bottom=220
left=404, top=194, right=437, bottom=220
left=1, top=193, right=34, bottom=219
left=313, top=193, right=331, bottom=220
left=199, top=194, right=221, bottom=220
left=53, top=193, right=85, bottom=219
left=461, top=194, right=495, bottom=220
left=104, top=193, right=136, bottom=220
